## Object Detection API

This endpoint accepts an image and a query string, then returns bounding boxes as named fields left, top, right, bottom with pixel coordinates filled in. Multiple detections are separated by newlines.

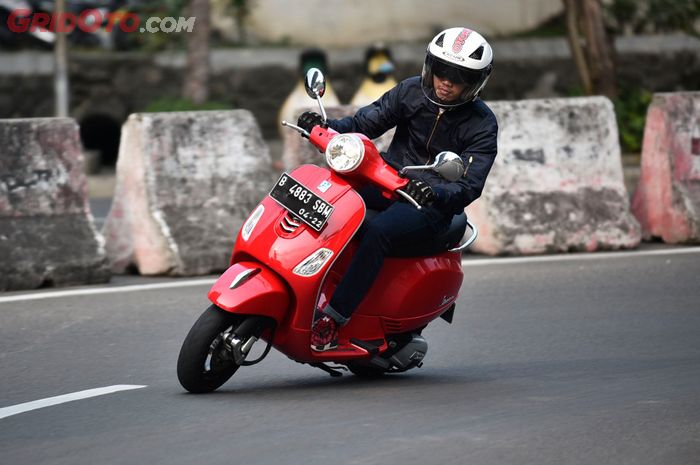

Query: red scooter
left=177, top=68, right=477, bottom=393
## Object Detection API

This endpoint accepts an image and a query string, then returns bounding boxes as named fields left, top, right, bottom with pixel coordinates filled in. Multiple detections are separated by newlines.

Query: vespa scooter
left=177, top=68, right=477, bottom=393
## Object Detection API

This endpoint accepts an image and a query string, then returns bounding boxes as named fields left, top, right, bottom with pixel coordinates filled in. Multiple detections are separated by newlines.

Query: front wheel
left=176, top=305, right=245, bottom=393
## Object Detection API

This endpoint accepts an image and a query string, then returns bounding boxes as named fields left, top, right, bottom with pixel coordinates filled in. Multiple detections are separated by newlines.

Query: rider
left=297, top=27, right=499, bottom=352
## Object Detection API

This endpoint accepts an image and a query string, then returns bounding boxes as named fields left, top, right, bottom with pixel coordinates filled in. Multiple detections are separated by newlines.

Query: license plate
left=269, top=173, right=334, bottom=232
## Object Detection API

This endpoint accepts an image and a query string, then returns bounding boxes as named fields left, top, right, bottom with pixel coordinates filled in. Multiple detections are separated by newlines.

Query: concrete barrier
left=103, top=110, right=276, bottom=276
left=0, top=118, right=110, bottom=291
left=280, top=98, right=640, bottom=255
left=468, top=97, right=641, bottom=255
left=282, top=105, right=394, bottom=170
left=631, top=92, right=700, bottom=243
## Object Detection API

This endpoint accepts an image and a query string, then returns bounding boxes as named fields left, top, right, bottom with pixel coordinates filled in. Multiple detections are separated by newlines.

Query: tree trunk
left=54, top=0, right=69, bottom=116
left=564, top=0, right=592, bottom=94
left=580, top=0, right=617, bottom=98
left=235, top=7, right=246, bottom=44
left=562, top=0, right=618, bottom=98
left=183, top=0, right=211, bottom=104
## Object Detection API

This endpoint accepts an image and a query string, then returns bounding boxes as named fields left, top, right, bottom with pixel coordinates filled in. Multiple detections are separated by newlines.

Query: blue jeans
left=325, top=186, right=452, bottom=323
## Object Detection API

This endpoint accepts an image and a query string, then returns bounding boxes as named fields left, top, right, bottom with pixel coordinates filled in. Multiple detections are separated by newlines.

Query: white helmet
left=421, top=27, right=493, bottom=107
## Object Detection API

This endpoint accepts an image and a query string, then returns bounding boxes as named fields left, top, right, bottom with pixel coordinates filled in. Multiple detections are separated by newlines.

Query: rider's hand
left=403, top=180, right=436, bottom=207
left=297, top=111, right=324, bottom=132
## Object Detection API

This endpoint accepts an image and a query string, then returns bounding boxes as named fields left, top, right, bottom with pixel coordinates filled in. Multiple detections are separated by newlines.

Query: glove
left=297, top=111, right=324, bottom=132
left=403, top=180, right=435, bottom=207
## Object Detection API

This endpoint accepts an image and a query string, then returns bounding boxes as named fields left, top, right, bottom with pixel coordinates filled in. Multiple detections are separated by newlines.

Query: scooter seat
left=363, top=210, right=468, bottom=257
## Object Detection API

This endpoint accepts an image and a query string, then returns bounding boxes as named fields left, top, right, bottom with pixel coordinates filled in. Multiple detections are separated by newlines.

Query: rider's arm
left=327, top=80, right=405, bottom=138
left=432, top=115, right=498, bottom=214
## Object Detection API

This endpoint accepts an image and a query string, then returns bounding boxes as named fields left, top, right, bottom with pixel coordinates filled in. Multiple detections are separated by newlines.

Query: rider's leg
left=324, top=201, right=450, bottom=323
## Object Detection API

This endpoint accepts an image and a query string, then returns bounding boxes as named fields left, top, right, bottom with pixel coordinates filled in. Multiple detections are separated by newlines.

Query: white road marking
left=0, top=247, right=698, bottom=304
left=460, top=246, right=700, bottom=267
left=0, top=385, right=147, bottom=420
left=0, top=278, right=216, bottom=304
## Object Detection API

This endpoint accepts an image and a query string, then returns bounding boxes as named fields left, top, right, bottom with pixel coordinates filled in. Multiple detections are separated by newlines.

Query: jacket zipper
left=425, top=108, right=445, bottom=163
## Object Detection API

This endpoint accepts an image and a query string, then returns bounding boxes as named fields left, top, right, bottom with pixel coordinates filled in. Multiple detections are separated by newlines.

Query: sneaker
left=310, top=315, right=339, bottom=352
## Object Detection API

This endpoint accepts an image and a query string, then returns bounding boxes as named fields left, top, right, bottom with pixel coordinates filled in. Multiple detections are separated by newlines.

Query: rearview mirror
left=399, top=151, right=466, bottom=181
left=304, top=68, right=326, bottom=100
left=433, top=151, right=465, bottom=182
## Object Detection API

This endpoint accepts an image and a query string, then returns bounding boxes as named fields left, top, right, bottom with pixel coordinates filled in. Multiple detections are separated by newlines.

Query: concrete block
left=467, top=97, right=641, bottom=255
left=0, top=118, right=110, bottom=291
left=631, top=92, right=700, bottom=243
left=280, top=99, right=640, bottom=255
left=281, top=105, right=394, bottom=170
left=103, top=110, right=276, bottom=276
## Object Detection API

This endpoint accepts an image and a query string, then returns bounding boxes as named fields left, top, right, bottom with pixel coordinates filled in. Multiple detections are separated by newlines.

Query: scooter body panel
left=358, top=253, right=464, bottom=332
left=208, top=261, right=290, bottom=323
left=209, top=136, right=464, bottom=364
left=228, top=164, right=367, bottom=359
left=222, top=160, right=462, bottom=362
left=318, top=248, right=464, bottom=337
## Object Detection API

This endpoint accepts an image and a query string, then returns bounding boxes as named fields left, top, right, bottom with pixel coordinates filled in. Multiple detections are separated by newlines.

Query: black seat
left=362, top=210, right=468, bottom=258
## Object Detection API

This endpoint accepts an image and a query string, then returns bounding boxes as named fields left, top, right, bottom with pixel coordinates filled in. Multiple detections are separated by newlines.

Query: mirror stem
left=400, top=162, right=438, bottom=177
left=315, top=93, right=328, bottom=123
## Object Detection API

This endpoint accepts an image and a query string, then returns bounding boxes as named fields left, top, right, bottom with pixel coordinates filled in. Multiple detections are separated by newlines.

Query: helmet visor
left=422, top=53, right=492, bottom=106
left=431, top=59, right=483, bottom=86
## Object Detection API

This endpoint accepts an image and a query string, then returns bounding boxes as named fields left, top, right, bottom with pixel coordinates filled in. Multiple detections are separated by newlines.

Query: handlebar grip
left=396, top=189, right=422, bottom=210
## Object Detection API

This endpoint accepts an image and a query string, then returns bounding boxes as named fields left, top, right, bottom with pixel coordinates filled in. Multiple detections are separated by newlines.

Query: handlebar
left=282, top=119, right=419, bottom=211
left=281, top=120, right=310, bottom=138
left=395, top=189, right=422, bottom=210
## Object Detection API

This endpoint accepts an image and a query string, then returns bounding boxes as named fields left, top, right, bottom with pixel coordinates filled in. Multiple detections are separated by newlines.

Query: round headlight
left=324, top=134, right=365, bottom=173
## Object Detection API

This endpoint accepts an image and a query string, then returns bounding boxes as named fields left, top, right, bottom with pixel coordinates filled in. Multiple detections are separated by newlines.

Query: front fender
left=208, top=262, right=290, bottom=324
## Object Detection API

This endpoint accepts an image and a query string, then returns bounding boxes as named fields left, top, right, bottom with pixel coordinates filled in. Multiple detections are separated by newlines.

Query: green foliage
left=130, top=0, right=188, bottom=17
left=114, top=0, right=190, bottom=51
left=144, top=98, right=232, bottom=112
left=608, top=0, right=700, bottom=34
left=648, top=0, right=700, bottom=32
left=230, top=0, right=253, bottom=15
left=506, top=13, right=567, bottom=38
left=613, top=87, right=653, bottom=153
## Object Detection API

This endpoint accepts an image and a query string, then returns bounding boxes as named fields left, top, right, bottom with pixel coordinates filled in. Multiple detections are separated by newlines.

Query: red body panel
left=208, top=261, right=289, bottom=323
left=308, top=126, right=409, bottom=196
left=223, top=164, right=368, bottom=361
left=207, top=126, right=465, bottom=364
left=322, top=250, right=464, bottom=335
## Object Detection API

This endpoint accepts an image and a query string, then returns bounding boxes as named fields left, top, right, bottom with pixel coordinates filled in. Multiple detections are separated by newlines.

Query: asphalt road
left=1, top=249, right=699, bottom=465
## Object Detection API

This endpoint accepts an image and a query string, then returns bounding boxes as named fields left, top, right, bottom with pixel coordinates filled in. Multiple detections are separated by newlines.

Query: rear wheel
left=177, top=305, right=250, bottom=393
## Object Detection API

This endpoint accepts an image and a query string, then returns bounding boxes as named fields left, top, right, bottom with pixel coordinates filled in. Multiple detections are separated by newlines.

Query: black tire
left=177, top=305, right=243, bottom=393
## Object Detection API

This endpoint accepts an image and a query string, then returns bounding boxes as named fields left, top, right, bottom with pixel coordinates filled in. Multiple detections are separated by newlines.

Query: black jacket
left=328, top=76, right=498, bottom=215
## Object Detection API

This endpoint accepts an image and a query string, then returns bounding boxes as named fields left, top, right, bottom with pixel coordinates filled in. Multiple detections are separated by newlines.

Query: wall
left=0, top=35, right=698, bottom=149
left=211, top=0, right=563, bottom=46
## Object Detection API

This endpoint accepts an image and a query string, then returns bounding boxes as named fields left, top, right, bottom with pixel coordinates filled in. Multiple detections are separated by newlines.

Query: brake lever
left=396, top=189, right=422, bottom=210
left=281, top=121, right=310, bottom=138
